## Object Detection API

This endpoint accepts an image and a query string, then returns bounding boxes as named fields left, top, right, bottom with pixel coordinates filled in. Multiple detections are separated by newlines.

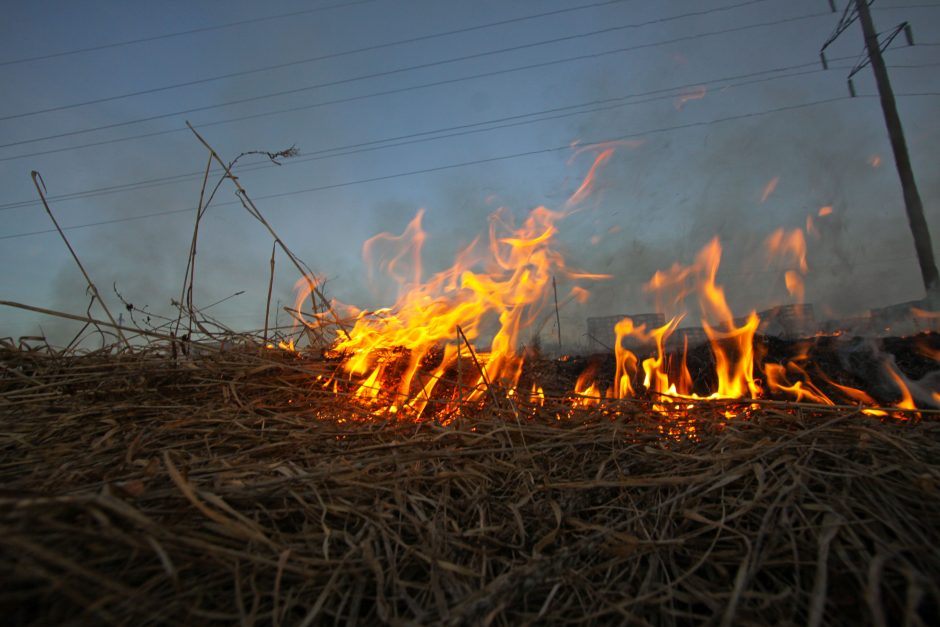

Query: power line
left=0, top=0, right=786, bottom=150
left=0, top=7, right=831, bottom=160
left=1, top=95, right=870, bottom=242
left=8, top=90, right=935, bottom=242
left=887, top=61, right=940, bottom=67
left=0, top=0, right=378, bottom=67
left=873, top=3, right=940, bottom=9
left=0, top=0, right=636, bottom=122
left=0, top=61, right=844, bottom=213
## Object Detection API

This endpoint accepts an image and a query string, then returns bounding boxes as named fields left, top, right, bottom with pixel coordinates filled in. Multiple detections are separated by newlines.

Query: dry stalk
left=185, top=122, right=350, bottom=341
left=31, top=171, right=130, bottom=349
left=264, top=243, right=277, bottom=345
left=2, top=325, right=939, bottom=625
left=175, top=152, right=214, bottom=341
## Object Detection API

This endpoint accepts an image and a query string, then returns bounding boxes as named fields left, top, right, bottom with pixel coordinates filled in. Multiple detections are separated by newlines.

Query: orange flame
left=566, top=148, right=615, bottom=209
left=642, top=239, right=760, bottom=402
left=760, top=177, right=779, bottom=203
left=530, top=383, right=545, bottom=407
left=612, top=318, right=640, bottom=399
left=673, top=86, right=707, bottom=110
left=911, top=308, right=940, bottom=334
left=573, top=365, right=602, bottom=407
left=283, top=170, right=925, bottom=419
left=362, top=209, right=426, bottom=289
left=914, top=336, right=940, bottom=361
left=764, top=362, right=834, bottom=405
left=321, top=205, right=604, bottom=418
left=883, top=361, right=917, bottom=412
left=765, top=228, right=808, bottom=303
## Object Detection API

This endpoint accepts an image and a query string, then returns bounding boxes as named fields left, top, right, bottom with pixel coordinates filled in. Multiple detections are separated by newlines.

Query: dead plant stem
left=184, top=122, right=350, bottom=341
left=30, top=171, right=130, bottom=350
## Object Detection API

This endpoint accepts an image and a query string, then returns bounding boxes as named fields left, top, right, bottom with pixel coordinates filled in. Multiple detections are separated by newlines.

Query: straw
left=2, top=342, right=938, bottom=625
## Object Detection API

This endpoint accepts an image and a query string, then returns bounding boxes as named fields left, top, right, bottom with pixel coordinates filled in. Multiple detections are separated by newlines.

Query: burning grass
left=6, top=130, right=939, bottom=624
left=2, top=342, right=939, bottom=625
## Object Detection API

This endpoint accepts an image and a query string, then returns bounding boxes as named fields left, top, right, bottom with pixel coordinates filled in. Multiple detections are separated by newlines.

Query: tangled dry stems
left=1, top=344, right=939, bottom=626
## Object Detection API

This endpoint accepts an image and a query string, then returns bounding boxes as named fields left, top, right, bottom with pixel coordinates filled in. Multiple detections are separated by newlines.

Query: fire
left=564, top=141, right=642, bottom=209
left=912, top=308, right=940, bottom=334
left=764, top=362, right=833, bottom=405
left=362, top=208, right=426, bottom=288
left=323, top=205, right=606, bottom=418
left=573, top=366, right=602, bottom=408
left=570, top=239, right=766, bottom=418
left=566, top=148, right=615, bottom=209
left=529, top=383, right=545, bottom=407
left=673, top=86, right=707, bottom=110
left=645, top=238, right=761, bottom=401
left=883, top=361, right=917, bottom=412
left=611, top=318, right=639, bottom=400
left=765, top=228, right=808, bottom=303
left=760, top=177, right=779, bottom=203
left=281, top=157, right=927, bottom=421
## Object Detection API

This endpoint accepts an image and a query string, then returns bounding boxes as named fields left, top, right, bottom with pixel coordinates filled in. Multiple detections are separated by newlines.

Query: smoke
left=546, top=63, right=938, bottom=339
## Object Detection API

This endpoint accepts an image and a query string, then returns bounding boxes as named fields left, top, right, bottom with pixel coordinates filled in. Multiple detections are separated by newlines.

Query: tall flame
left=284, top=152, right=925, bottom=420
left=327, top=205, right=606, bottom=417
left=645, top=238, right=761, bottom=400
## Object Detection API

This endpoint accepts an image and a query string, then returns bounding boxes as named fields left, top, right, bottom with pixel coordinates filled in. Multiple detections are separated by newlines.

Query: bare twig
left=456, top=325, right=500, bottom=411
left=31, top=171, right=130, bottom=350
left=185, top=122, right=350, bottom=341
left=264, top=243, right=276, bottom=345
left=553, top=275, right=562, bottom=352
left=175, top=153, right=214, bottom=341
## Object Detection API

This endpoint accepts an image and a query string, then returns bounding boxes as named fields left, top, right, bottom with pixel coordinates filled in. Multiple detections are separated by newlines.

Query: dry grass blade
left=2, top=342, right=939, bottom=626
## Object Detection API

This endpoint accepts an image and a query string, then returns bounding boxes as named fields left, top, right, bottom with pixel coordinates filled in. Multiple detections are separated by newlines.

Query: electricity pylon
left=821, top=0, right=939, bottom=303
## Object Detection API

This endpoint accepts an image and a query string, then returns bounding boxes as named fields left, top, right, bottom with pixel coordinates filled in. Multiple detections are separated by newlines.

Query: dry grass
left=2, top=343, right=939, bottom=626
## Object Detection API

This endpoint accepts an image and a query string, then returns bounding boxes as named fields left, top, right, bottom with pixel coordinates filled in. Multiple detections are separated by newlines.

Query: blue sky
left=1, top=0, right=938, bottom=346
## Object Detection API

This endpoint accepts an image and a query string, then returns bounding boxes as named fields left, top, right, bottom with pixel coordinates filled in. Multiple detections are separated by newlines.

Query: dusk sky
left=1, top=0, right=938, bottom=346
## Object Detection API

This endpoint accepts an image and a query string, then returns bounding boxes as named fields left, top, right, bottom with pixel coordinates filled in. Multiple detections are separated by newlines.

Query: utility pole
left=821, top=1, right=939, bottom=304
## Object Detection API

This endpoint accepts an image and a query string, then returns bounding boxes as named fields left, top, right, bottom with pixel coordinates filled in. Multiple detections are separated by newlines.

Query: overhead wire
left=0, top=7, right=833, bottom=161
left=873, top=3, right=940, bottom=9
left=5, top=89, right=934, bottom=243
left=5, top=53, right=935, bottom=215
left=0, top=59, right=854, bottom=213
left=1, top=6, right=931, bottom=225
left=1, top=95, right=882, bottom=242
left=0, top=0, right=637, bottom=121
left=0, top=0, right=379, bottom=67
left=0, top=0, right=795, bottom=150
